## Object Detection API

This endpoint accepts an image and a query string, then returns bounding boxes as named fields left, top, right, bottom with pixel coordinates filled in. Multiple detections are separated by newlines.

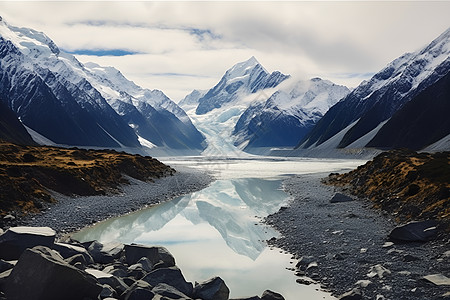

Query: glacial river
left=73, top=157, right=364, bottom=300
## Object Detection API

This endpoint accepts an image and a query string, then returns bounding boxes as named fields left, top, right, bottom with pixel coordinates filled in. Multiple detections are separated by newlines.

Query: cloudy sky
left=1, top=1, right=449, bottom=101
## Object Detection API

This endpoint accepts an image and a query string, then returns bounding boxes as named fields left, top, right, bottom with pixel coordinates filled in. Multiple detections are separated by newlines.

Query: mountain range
left=180, top=57, right=349, bottom=155
left=0, top=18, right=205, bottom=153
left=1, top=16, right=448, bottom=157
left=297, top=27, right=450, bottom=154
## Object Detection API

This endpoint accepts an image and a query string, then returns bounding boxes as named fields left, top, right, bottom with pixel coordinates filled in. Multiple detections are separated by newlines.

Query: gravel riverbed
left=20, top=167, right=213, bottom=236
left=265, top=173, right=450, bottom=300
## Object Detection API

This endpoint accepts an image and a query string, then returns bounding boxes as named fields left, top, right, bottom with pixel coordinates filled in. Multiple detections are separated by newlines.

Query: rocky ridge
left=0, top=141, right=174, bottom=222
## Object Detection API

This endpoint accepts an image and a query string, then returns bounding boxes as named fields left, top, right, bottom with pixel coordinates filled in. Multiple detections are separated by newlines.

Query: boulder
left=87, top=241, right=115, bottom=264
left=0, top=227, right=56, bottom=260
left=5, top=246, right=102, bottom=300
left=66, top=253, right=88, bottom=269
left=194, top=277, right=229, bottom=300
left=338, top=288, right=363, bottom=300
left=389, top=220, right=439, bottom=242
left=152, top=283, right=191, bottom=299
left=142, top=267, right=193, bottom=297
left=0, top=259, right=15, bottom=273
left=53, top=242, right=94, bottom=264
left=330, top=193, right=353, bottom=203
left=423, top=274, right=450, bottom=286
left=120, top=280, right=154, bottom=300
left=100, top=284, right=117, bottom=299
left=124, top=244, right=175, bottom=267
left=261, top=290, right=285, bottom=300
left=0, top=269, right=12, bottom=291
left=230, top=297, right=261, bottom=300
left=85, top=269, right=129, bottom=295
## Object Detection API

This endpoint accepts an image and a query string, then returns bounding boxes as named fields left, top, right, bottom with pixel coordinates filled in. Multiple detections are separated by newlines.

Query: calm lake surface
left=73, top=157, right=365, bottom=300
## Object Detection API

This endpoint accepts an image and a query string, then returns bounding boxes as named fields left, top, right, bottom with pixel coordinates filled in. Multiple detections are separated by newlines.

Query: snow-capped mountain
left=180, top=57, right=349, bottom=156
left=298, top=27, right=450, bottom=152
left=233, top=78, right=349, bottom=151
left=0, top=17, right=205, bottom=152
left=0, top=19, right=140, bottom=148
left=195, top=56, right=290, bottom=115
left=83, top=62, right=205, bottom=151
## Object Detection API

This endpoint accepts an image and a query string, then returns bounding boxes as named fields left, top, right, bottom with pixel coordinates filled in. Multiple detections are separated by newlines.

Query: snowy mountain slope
left=180, top=58, right=349, bottom=156
left=83, top=62, right=205, bottom=150
left=0, top=17, right=204, bottom=152
left=0, top=19, right=139, bottom=147
left=195, top=56, right=290, bottom=115
left=233, top=78, right=349, bottom=150
left=298, top=27, right=450, bottom=151
left=366, top=69, right=450, bottom=150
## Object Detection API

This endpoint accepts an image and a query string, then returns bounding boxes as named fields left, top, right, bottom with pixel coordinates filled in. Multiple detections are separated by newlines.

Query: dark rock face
left=389, top=220, right=439, bottom=243
left=124, top=244, right=176, bottom=267
left=5, top=246, right=102, bottom=300
left=0, top=99, right=35, bottom=145
left=0, top=226, right=55, bottom=260
left=142, top=267, right=193, bottom=296
left=367, top=70, right=450, bottom=150
left=261, top=289, right=285, bottom=300
left=330, top=193, right=353, bottom=203
left=194, top=276, right=230, bottom=300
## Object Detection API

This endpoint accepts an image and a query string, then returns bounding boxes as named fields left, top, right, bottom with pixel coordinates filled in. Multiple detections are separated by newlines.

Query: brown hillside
left=0, top=141, right=174, bottom=215
left=325, top=150, right=449, bottom=225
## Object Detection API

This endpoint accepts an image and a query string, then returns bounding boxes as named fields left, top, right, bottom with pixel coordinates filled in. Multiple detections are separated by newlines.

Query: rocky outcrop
left=325, top=150, right=449, bottom=232
left=0, top=226, right=285, bottom=300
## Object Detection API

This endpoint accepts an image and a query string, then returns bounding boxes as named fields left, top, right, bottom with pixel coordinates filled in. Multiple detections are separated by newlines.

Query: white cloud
left=0, top=1, right=449, bottom=101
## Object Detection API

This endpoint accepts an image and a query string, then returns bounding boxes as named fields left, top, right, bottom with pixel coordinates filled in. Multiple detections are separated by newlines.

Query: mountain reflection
left=73, top=178, right=289, bottom=260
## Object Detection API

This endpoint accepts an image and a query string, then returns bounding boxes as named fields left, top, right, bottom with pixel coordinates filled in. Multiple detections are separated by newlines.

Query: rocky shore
left=17, top=168, right=213, bottom=235
left=266, top=172, right=450, bottom=300
left=0, top=226, right=285, bottom=300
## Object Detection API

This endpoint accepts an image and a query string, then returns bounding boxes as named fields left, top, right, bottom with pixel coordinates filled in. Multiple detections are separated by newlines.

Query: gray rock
left=0, top=269, right=12, bottom=292
left=295, top=256, right=315, bottom=271
left=121, top=280, right=154, bottom=300
left=5, top=246, right=102, bottom=300
left=53, top=242, right=94, bottom=264
left=261, top=290, right=285, bottom=300
left=422, top=274, right=450, bottom=286
left=137, top=257, right=153, bottom=272
left=389, top=220, right=439, bottom=242
left=100, top=284, right=117, bottom=299
left=124, top=244, right=175, bottom=267
left=85, top=268, right=129, bottom=294
left=338, top=288, right=363, bottom=300
left=0, top=260, right=15, bottom=273
left=152, top=283, right=191, bottom=299
left=87, top=241, right=115, bottom=264
left=194, top=276, right=229, bottom=300
left=230, top=297, right=261, bottom=300
left=142, top=267, right=193, bottom=296
left=0, top=227, right=56, bottom=260
left=330, top=193, right=353, bottom=203
left=66, top=253, right=88, bottom=269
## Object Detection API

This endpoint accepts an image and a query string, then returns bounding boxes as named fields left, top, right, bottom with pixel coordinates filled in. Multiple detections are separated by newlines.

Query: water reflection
left=74, top=178, right=289, bottom=260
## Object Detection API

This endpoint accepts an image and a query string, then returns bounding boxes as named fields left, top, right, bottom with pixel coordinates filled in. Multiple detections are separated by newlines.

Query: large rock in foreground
left=5, top=246, right=101, bottom=300
left=194, top=276, right=230, bottom=300
left=0, top=226, right=56, bottom=260
left=389, top=220, right=439, bottom=243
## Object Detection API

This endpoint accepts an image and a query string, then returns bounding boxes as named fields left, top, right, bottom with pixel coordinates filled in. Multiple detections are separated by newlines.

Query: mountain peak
left=226, top=56, right=266, bottom=79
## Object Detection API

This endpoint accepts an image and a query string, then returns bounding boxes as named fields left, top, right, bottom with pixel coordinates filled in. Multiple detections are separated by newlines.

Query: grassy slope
left=325, top=150, right=449, bottom=226
left=0, top=141, right=174, bottom=215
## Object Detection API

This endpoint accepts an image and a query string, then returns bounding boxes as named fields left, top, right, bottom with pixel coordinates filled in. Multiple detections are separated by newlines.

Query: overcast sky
left=1, top=1, right=449, bottom=101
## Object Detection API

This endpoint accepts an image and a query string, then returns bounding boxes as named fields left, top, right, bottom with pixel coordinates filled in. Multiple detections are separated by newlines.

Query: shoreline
left=266, top=173, right=450, bottom=300
left=14, top=167, right=213, bottom=237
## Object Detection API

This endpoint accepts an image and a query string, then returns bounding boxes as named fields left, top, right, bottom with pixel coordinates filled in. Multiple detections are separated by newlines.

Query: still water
left=73, top=157, right=364, bottom=299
